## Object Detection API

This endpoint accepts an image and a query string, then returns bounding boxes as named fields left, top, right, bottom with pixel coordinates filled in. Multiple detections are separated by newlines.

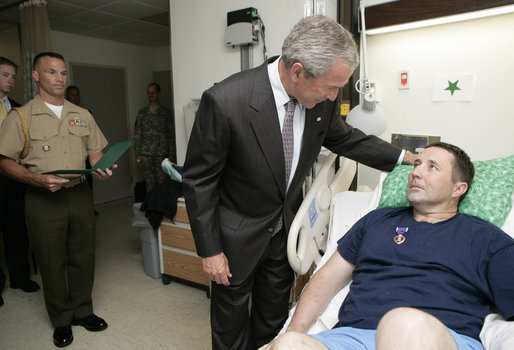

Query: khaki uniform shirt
left=0, top=95, right=108, bottom=177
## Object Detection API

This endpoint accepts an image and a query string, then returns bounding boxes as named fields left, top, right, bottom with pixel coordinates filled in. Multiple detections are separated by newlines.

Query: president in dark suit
left=183, top=16, right=415, bottom=349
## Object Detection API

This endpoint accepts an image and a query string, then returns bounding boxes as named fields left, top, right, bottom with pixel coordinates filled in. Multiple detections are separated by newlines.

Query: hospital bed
left=285, top=152, right=514, bottom=349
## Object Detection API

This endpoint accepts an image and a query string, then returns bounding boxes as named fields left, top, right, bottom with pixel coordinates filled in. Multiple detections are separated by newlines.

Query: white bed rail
left=287, top=153, right=356, bottom=274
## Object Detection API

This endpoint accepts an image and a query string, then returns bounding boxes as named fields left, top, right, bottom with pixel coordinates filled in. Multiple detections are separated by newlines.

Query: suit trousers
left=25, top=182, right=95, bottom=327
left=0, top=174, right=31, bottom=287
left=211, top=228, right=294, bottom=350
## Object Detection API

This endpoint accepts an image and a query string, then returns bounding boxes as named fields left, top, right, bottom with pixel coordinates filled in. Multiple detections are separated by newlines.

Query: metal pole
left=240, top=44, right=253, bottom=71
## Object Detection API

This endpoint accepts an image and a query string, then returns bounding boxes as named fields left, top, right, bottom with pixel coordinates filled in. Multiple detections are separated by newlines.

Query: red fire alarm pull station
left=398, top=70, right=410, bottom=90
left=401, top=73, right=407, bottom=85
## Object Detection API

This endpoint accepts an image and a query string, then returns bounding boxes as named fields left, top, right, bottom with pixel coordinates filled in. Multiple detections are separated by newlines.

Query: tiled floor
left=0, top=199, right=211, bottom=349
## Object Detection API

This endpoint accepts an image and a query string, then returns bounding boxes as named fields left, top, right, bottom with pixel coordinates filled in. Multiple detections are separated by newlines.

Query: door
left=70, top=63, right=133, bottom=205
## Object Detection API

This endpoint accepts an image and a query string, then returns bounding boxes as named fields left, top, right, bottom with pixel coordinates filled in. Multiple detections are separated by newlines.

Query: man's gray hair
left=281, top=15, right=359, bottom=78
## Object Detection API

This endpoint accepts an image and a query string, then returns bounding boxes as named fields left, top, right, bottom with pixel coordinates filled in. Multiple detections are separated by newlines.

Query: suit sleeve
left=9, top=98, right=21, bottom=108
left=182, top=90, right=230, bottom=258
left=323, top=101, right=402, bottom=171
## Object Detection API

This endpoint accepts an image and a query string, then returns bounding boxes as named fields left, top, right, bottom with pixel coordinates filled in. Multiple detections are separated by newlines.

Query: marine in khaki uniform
left=0, top=52, right=115, bottom=348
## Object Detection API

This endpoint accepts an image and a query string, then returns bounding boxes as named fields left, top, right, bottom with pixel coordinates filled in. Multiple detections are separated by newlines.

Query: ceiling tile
left=140, top=12, right=169, bottom=26
left=135, top=0, right=169, bottom=10
left=69, top=9, right=128, bottom=26
left=96, top=0, right=165, bottom=19
left=0, top=0, right=21, bottom=7
left=118, top=32, right=170, bottom=47
left=52, top=0, right=112, bottom=10
left=49, top=16, right=100, bottom=33
left=112, top=19, right=163, bottom=33
left=1, top=0, right=171, bottom=48
left=85, top=27, right=133, bottom=40
left=47, top=1, right=88, bottom=17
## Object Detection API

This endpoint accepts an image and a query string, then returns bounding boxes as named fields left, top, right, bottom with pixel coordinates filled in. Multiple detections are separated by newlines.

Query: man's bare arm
left=286, top=252, right=355, bottom=333
left=0, top=155, right=69, bottom=192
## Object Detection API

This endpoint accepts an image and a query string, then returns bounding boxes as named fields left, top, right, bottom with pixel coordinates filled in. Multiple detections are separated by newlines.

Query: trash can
left=132, top=203, right=161, bottom=278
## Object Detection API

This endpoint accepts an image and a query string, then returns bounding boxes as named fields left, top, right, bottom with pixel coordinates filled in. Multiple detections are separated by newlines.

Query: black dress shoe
left=11, top=280, right=41, bottom=293
left=53, top=325, right=73, bottom=347
left=0, top=295, right=4, bottom=307
left=72, top=314, right=108, bottom=332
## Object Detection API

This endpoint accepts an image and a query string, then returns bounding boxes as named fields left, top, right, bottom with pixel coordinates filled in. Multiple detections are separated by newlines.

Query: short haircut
left=425, top=142, right=475, bottom=203
left=33, top=52, right=65, bottom=69
left=66, top=85, right=79, bottom=95
left=0, top=57, right=18, bottom=72
left=148, top=82, right=161, bottom=93
left=281, top=15, right=359, bottom=78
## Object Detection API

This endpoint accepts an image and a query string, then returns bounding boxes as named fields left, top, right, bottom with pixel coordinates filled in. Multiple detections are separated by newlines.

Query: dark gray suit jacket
left=8, top=98, right=21, bottom=108
left=183, top=57, right=402, bottom=284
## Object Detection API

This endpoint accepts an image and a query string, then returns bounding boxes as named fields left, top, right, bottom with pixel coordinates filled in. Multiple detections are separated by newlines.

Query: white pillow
left=480, top=313, right=514, bottom=350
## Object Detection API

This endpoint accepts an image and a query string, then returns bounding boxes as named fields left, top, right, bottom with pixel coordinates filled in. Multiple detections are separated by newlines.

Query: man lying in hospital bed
left=261, top=142, right=514, bottom=350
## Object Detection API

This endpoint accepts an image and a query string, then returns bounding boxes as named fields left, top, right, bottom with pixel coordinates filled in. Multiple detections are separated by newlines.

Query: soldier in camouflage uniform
left=134, top=82, right=176, bottom=192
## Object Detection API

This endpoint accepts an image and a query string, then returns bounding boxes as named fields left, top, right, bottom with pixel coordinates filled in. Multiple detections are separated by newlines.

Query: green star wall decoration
left=445, top=80, right=461, bottom=96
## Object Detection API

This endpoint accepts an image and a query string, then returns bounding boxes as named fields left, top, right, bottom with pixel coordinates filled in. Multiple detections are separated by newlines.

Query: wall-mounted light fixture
left=346, top=0, right=397, bottom=136
left=366, top=4, right=514, bottom=35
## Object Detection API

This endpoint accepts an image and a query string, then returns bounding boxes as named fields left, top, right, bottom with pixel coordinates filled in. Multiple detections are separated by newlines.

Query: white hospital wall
left=170, top=0, right=338, bottom=165
left=357, top=12, right=514, bottom=188
left=52, top=30, right=167, bottom=131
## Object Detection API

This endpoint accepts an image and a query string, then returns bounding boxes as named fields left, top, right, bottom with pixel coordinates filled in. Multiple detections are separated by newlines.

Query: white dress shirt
left=267, top=57, right=305, bottom=191
left=267, top=57, right=405, bottom=179
left=3, top=96, right=11, bottom=111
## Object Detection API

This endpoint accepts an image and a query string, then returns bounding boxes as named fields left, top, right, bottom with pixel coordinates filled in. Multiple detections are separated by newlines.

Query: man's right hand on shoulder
left=202, top=252, right=232, bottom=286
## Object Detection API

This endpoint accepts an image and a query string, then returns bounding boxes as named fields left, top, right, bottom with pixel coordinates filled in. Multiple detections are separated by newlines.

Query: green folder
left=44, top=139, right=134, bottom=175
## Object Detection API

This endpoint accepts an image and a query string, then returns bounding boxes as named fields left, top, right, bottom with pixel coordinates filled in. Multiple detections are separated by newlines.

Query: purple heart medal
left=394, top=227, right=408, bottom=245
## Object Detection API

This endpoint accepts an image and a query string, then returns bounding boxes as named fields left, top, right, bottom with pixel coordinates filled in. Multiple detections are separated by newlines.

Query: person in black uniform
left=0, top=56, right=40, bottom=307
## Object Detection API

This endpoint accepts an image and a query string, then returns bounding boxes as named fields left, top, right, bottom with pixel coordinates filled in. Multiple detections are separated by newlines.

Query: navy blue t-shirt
left=336, top=207, right=514, bottom=341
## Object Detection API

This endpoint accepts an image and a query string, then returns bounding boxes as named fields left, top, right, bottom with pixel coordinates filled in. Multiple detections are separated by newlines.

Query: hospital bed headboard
left=287, top=153, right=356, bottom=275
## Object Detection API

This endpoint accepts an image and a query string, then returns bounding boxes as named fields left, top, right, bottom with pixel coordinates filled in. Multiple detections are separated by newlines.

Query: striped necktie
left=282, top=98, right=296, bottom=189
left=273, top=99, right=296, bottom=234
